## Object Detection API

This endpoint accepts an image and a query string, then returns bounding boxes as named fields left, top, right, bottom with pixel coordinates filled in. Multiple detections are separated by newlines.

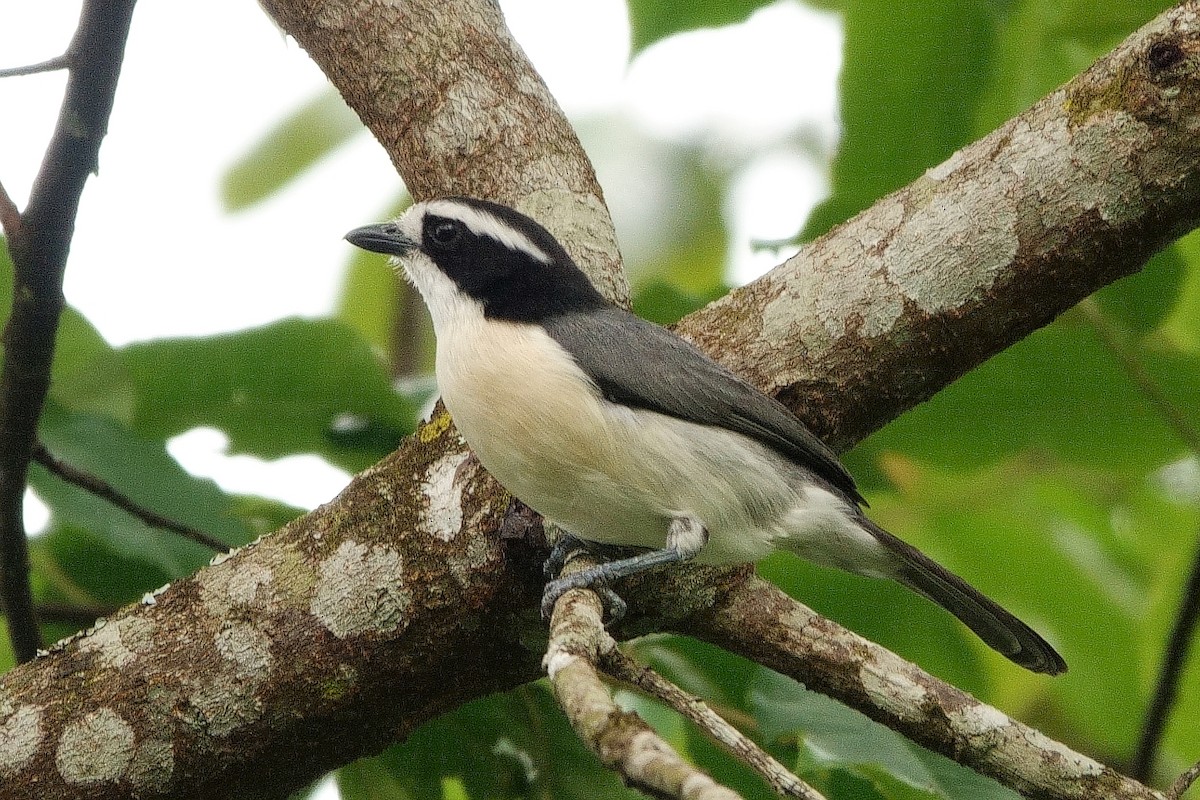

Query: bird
left=345, top=196, right=1067, bottom=675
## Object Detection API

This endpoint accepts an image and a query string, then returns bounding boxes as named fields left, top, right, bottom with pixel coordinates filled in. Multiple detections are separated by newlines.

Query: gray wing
left=544, top=308, right=864, bottom=505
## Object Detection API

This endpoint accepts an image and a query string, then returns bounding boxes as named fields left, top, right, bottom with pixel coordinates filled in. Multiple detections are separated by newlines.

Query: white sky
left=2, top=1, right=841, bottom=515
left=2, top=1, right=842, bottom=793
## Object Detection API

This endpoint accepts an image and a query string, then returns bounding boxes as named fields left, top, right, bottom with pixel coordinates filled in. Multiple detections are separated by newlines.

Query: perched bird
left=345, top=196, right=1067, bottom=675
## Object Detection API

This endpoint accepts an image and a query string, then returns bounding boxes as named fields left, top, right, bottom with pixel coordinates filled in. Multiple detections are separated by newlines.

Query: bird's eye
left=429, top=221, right=461, bottom=247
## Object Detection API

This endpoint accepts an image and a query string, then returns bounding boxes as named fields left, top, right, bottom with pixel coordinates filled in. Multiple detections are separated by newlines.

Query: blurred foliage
left=3, top=0, right=1199, bottom=798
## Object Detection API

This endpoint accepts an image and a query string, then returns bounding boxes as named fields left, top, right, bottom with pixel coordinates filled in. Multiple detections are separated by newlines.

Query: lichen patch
left=420, top=449, right=469, bottom=541
left=79, top=615, right=155, bottom=669
left=216, top=623, right=274, bottom=677
left=56, top=708, right=135, bottom=784
left=0, top=704, right=43, bottom=776
left=310, top=540, right=411, bottom=638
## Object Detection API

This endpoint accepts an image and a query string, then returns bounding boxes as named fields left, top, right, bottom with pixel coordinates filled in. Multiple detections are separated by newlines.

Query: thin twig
left=1168, top=761, right=1200, bottom=800
left=31, top=442, right=227, bottom=552
left=1132, top=526, right=1200, bottom=783
left=1077, top=299, right=1200, bottom=781
left=545, top=581, right=743, bottom=800
left=0, top=0, right=137, bottom=664
left=0, top=54, right=69, bottom=79
left=601, top=645, right=824, bottom=799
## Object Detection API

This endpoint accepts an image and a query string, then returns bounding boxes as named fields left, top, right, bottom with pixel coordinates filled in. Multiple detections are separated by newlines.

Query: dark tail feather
left=862, top=519, right=1067, bottom=675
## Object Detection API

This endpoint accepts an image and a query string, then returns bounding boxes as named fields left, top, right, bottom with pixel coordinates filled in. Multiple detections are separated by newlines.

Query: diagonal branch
left=1, top=1, right=1199, bottom=799
left=545, top=585, right=745, bottom=800
left=599, top=625, right=823, bottom=798
left=0, top=0, right=137, bottom=664
left=0, top=55, right=69, bottom=79
left=684, top=575, right=1163, bottom=800
left=30, top=443, right=227, bottom=552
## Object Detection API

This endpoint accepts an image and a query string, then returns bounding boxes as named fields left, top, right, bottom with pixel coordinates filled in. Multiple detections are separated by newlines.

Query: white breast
left=432, top=306, right=891, bottom=573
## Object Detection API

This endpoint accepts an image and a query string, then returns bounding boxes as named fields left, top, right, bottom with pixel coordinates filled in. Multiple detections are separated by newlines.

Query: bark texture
left=1, top=1, right=1199, bottom=798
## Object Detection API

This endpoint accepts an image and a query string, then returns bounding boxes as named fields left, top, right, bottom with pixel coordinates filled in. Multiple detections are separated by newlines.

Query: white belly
left=435, top=316, right=890, bottom=571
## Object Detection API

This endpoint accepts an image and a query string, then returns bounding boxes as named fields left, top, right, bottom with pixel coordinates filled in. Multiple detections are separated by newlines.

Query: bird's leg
left=540, top=516, right=709, bottom=620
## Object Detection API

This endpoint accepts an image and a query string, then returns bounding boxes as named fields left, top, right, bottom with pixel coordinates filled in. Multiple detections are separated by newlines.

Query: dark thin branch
left=31, top=443, right=228, bottom=552
left=1131, top=530, right=1200, bottom=782
left=1076, top=299, right=1200, bottom=781
left=0, top=0, right=137, bottom=664
left=0, top=55, right=69, bottom=79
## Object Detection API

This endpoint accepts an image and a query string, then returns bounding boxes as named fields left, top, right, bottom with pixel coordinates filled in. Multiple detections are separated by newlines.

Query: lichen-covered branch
left=256, top=0, right=629, bottom=306
left=545, top=586, right=743, bottom=800
left=2, top=1, right=1200, bottom=798
left=0, top=416, right=545, bottom=800
left=685, top=576, right=1165, bottom=800
left=678, top=4, right=1200, bottom=451
left=598, top=625, right=824, bottom=799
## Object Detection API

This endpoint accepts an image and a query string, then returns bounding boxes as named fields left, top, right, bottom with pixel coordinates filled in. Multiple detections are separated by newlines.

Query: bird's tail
left=860, top=518, right=1067, bottom=675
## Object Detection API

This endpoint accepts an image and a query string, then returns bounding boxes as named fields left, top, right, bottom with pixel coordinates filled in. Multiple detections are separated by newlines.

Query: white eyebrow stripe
left=422, top=199, right=553, bottom=264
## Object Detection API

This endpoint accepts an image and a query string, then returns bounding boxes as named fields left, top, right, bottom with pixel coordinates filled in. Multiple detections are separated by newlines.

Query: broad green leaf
left=1161, top=228, right=1200, bottom=351
left=851, top=319, right=1200, bottom=474
left=803, top=0, right=998, bottom=239
left=633, top=281, right=728, bottom=326
left=120, top=317, right=419, bottom=472
left=338, top=683, right=643, bottom=800
left=1094, top=246, right=1187, bottom=336
left=751, top=670, right=1018, bottom=800
left=34, top=523, right=175, bottom=611
left=32, top=404, right=255, bottom=576
left=222, top=89, right=363, bottom=211
left=627, top=0, right=776, bottom=54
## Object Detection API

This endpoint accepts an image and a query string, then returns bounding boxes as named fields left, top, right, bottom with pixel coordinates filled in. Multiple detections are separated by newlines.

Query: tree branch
left=599, top=622, right=823, bottom=798
left=684, top=575, right=1162, bottom=800
left=545, top=585, right=744, bottom=800
left=30, top=442, right=228, bottom=552
left=0, top=0, right=137, bottom=664
left=0, top=55, right=69, bottom=79
left=1, top=1, right=1199, bottom=798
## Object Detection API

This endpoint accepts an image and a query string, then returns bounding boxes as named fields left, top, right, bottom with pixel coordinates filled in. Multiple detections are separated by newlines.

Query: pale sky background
left=0, top=1, right=842, bottom=794
left=2, top=0, right=842, bottom=519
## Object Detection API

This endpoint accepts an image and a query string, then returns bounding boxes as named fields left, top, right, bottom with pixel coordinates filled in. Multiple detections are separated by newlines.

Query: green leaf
left=633, top=280, right=727, bottom=326
left=627, top=0, right=776, bottom=54
left=750, top=670, right=1019, bottom=800
left=120, top=318, right=418, bottom=472
left=851, top=319, right=1200, bottom=474
left=803, top=0, right=998, bottom=239
left=1161, top=228, right=1200, bottom=351
left=975, top=0, right=1177, bottom=135
left=1094, top=246, right=1187, bottom=335
left=338, top=683, right=644, bottom=800
left=221, top=89, right=363, bottom=211
left=31, top=404, right=255, bottom=577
